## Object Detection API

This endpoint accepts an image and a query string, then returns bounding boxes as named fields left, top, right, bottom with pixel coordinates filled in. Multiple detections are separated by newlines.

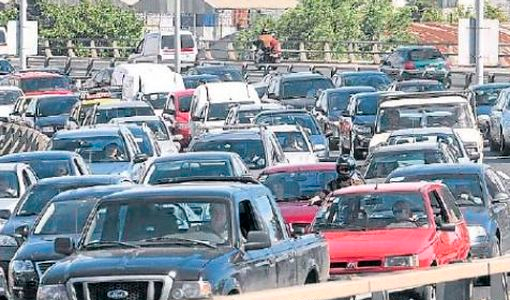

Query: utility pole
left=174, top=0, right=181, bottom=73
left=475, top=0, right=484, bottom=85
left=19, top=0, right=27, bottom=70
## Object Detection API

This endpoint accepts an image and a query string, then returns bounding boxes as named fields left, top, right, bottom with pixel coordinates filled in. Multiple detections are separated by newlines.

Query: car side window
left=253, top=195, right=285, bottom=242
left=267, top=79, right=278, bottom=96
left=429, top=191, right=450, bottom=225
left=239, top=200, right=262, bottom=241
left=438, top=187, right=462, bottom=222
left=485, top=169, right=501, bottom=199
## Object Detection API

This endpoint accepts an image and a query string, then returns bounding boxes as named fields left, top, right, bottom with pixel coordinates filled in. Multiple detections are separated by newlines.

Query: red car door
left=428, top=190, right=457, bottom=265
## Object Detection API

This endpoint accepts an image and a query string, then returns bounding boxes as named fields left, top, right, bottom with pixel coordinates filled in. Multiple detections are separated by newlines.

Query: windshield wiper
left=140, top=237, right=217, bottom=249
left=82, top=241, right=140, bottom=249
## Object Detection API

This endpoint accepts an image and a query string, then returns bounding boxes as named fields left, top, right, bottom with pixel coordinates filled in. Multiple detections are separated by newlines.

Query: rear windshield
left=37, top=96, right=79, bottom=117
left=343, top=75, right=390, bottom=91
left=179, top=95, right=192, bottom=112
left=161, top=34, right=195, bottom=50
left=0, top=60, right=13, bottom=74
left=96, top=107, right=155, bottom=124
left=20, top=76, right=71, bottom=93
left=0, top=90, right=22, bottom=105
left=408, top=48, right=443, bottom=61
left=356, top=96, right=378, bottom=115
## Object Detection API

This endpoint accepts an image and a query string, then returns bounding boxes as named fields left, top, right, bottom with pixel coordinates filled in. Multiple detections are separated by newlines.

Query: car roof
left=388, top=163, right=487, bottom=178
left=261, top=162, right=336, bottom=174
left=337, top=71, right=387, bottom=76
left=396, top=45, right=438, bottom=51
left=12, top=71, right=63, bottom=79
left=333, top=182, right=437, bottom=195
left=99, top=182, right=267, bottom=204
left=372, top=142, right=441, bottom=154
left=280, top=72, right=329, bottom=81
left=183, top=74, right=220, bottom=79
left=267, top=124, right=301, bottom=132
left=0, top=151, right=77, bottom=161
left=397, top=80, right=441, bottom=86
left=256, top=109, right=311, bottom=116
left=389, top=127, right=455, bottom=136
left=352, top=92, right=380, bottom=99
left=97, top=101, right=152, bottom=109
left=0, top=163, right=25, bottom=172
left=52, top=126, right=123, bottom=139
left=238, top=103, right=284, bottom=111
left=0, top=86, right=22, bottom=92
left=50, top=184, right=135, bottom=203
left=380, top=95, right=467, bottom=108
left=470, top=82, right=510, bottom=90
left=110, top=116, right=162, bottom=123
left=195, top=129, right=263, bottom=141
left=35, top=175, right=127, bottom=187
left=194, top=65, right=239, bottom=71
left=323, top=86, right=376, bottom=94
left=153, top=152, right=239, bottom=163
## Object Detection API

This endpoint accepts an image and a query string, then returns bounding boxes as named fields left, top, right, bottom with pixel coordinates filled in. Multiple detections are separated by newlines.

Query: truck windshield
left=83, top=200, right=232, bottom=247
left=315, top=192, right=429, bottom=230
left=33, top=199, right=97, bottom=235
left=37, top=96, right=79, bottom=117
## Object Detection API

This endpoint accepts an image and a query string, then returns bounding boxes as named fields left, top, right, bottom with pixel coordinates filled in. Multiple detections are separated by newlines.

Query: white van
left=129, top=31, right=198, bottom=63
left=111, top=63, right=185, bottom=113
left=190, top=82, right=261, bottom=136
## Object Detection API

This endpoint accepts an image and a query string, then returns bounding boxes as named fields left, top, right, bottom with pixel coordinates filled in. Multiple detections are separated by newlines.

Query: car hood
left=35, top=115, right=70, bottom=127
left=369, top=133, right=390, bottom=150
left=476, top=106, right=492, bottom=116
left=14, top=234, right=80, bottom=262
left=0, top=198, right=19, bottom=212
left=281, top=98, right=316, bottom=110
left=89, top=162, right=133, bottom=176
left=323, top=228, right=434, bottom=260
left=278, top=201, right=319, bottom=224
left=284, top=152, right=318, bottom=164
left=460, top=206, right=490, bottom=227
left=1, top=216, right=37, bottom=235
left=42, top=247, right=234, bottom=284
left=353, top=115, right=376, bottom=127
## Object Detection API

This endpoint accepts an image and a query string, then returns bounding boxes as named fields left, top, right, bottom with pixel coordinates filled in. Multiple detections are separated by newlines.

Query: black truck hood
left=42, top=247, right=234, bottom=284
left=280, top=98, right=316, bottom=110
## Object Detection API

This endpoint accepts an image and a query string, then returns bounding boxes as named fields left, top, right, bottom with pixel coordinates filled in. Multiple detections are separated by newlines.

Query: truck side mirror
left=244, top=231, right=271, bottom=251
left=55, top=237, right=75, bottom=256
left=14, top=225, right=29, bottom=239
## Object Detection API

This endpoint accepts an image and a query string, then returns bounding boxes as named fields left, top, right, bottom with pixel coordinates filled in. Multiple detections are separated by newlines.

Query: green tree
left=485, top=1, right=508, bottom=22
left=0, top=6, right=17, bottom=27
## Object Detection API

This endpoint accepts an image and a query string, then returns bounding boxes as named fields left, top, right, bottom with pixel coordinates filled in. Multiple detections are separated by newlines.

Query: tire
left=501, top=133, right=510, bottom=155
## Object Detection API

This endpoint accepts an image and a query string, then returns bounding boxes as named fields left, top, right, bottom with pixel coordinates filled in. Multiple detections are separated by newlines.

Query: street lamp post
left=19, top=0, right=27, bottom=70
left=174, top=0, right=181, bottom=73
left=475, top=0, right=484, bottom=85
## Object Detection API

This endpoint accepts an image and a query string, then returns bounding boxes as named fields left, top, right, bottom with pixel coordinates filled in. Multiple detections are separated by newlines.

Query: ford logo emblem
left=107, top=289, right=129, bottom=299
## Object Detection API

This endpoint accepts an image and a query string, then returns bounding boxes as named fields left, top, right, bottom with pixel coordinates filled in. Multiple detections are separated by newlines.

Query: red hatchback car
left=3, top=71, right=73, bottom=96
left=259, top=163, right=337, bottom=232
left=163, top=89, right=194, bottom=148
left=314, top=182, right=470, bottom=299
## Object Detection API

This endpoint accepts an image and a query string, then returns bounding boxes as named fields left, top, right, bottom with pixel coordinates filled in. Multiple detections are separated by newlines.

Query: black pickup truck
left=38, top=179, right=330, bottom=299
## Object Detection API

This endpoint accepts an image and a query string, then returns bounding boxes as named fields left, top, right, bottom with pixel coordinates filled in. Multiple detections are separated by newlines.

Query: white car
left=0, top=86, right=23, bottom=118
left=369, top=93, right=483, bottom=163
left=109, top=116, right=181, bottom=153
left=0, top=163, right=38, bottom=222
left=268, top=125, right=319, bottom=164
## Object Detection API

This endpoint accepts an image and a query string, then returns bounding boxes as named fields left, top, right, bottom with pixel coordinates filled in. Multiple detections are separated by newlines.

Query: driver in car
left=392, top=200, right=413, bottom=223
left=103, top=143, right=123, bottom=161
left=0, top=176, right=15, bottom=197
left=284, top=134, right=305, bottom=152
left=206, top=203, right=229, bottom=241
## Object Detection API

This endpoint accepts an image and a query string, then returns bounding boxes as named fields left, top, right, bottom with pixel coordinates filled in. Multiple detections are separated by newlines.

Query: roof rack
left=152, top=176, right=260, bottom=185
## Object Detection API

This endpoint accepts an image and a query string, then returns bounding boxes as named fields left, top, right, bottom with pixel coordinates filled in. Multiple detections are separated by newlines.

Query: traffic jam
left=0, top=43, right=507, bottom=300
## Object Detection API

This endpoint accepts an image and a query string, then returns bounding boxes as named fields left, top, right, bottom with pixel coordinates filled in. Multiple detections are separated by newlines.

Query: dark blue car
left=0, top=175, right=130, bottom=276
left=386, top=163, right=510, bottom=259
left=9, top=184, right=135, bottom=300
left=468, top=83, right=510, bottom=140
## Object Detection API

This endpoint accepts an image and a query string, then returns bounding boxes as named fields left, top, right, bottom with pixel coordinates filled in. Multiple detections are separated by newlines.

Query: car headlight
left=170, top=281, right=212, bottom=299
left=10, top=260, right=34, bottom=274
left=353, top=125, right=372, bottom=135
left=384, top=255, right=419, bottom=267
left=0, top=235, right=17, bottom=246
left=468, top=225, right=488, bottom=244
left=36, top=284, right=69, bottom=300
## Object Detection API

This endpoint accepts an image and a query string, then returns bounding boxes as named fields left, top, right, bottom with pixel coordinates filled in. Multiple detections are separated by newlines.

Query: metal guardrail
left=217, top=256, right=510, bottom=300
left=0, top=120, right=50, bottom=155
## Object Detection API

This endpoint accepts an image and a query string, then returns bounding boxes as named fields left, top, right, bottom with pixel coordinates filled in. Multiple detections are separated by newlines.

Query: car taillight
left=181, top=47, right=194, bottom=53
left=404, top=61, right=415, bottom=70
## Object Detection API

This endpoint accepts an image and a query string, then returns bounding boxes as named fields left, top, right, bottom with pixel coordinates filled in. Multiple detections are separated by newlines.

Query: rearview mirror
left=438, top=223, right=456, bottom=232
left=133, top=154, right=149, bottom=164
left=469, top=152, right=480, bottom=161
left=244, top=231, right=271, bottom=251
left=14, top=225, right=29, bottom=239
left=0, top=209, right=10, bottom=220
left=54, top=237, right=74, bottom=256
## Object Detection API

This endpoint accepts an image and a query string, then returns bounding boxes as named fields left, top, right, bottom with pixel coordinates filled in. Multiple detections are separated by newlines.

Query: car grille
left=331, top=260, right=382, bottom=269
left=36, top=261, right=56, bottom=278
left=70, top=276, right=170, bottom=300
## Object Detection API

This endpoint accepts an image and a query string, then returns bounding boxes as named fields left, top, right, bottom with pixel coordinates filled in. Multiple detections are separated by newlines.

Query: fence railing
left=216, top=255, right=510, bottom=300
left=0, top=119, right=50, bottom=155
